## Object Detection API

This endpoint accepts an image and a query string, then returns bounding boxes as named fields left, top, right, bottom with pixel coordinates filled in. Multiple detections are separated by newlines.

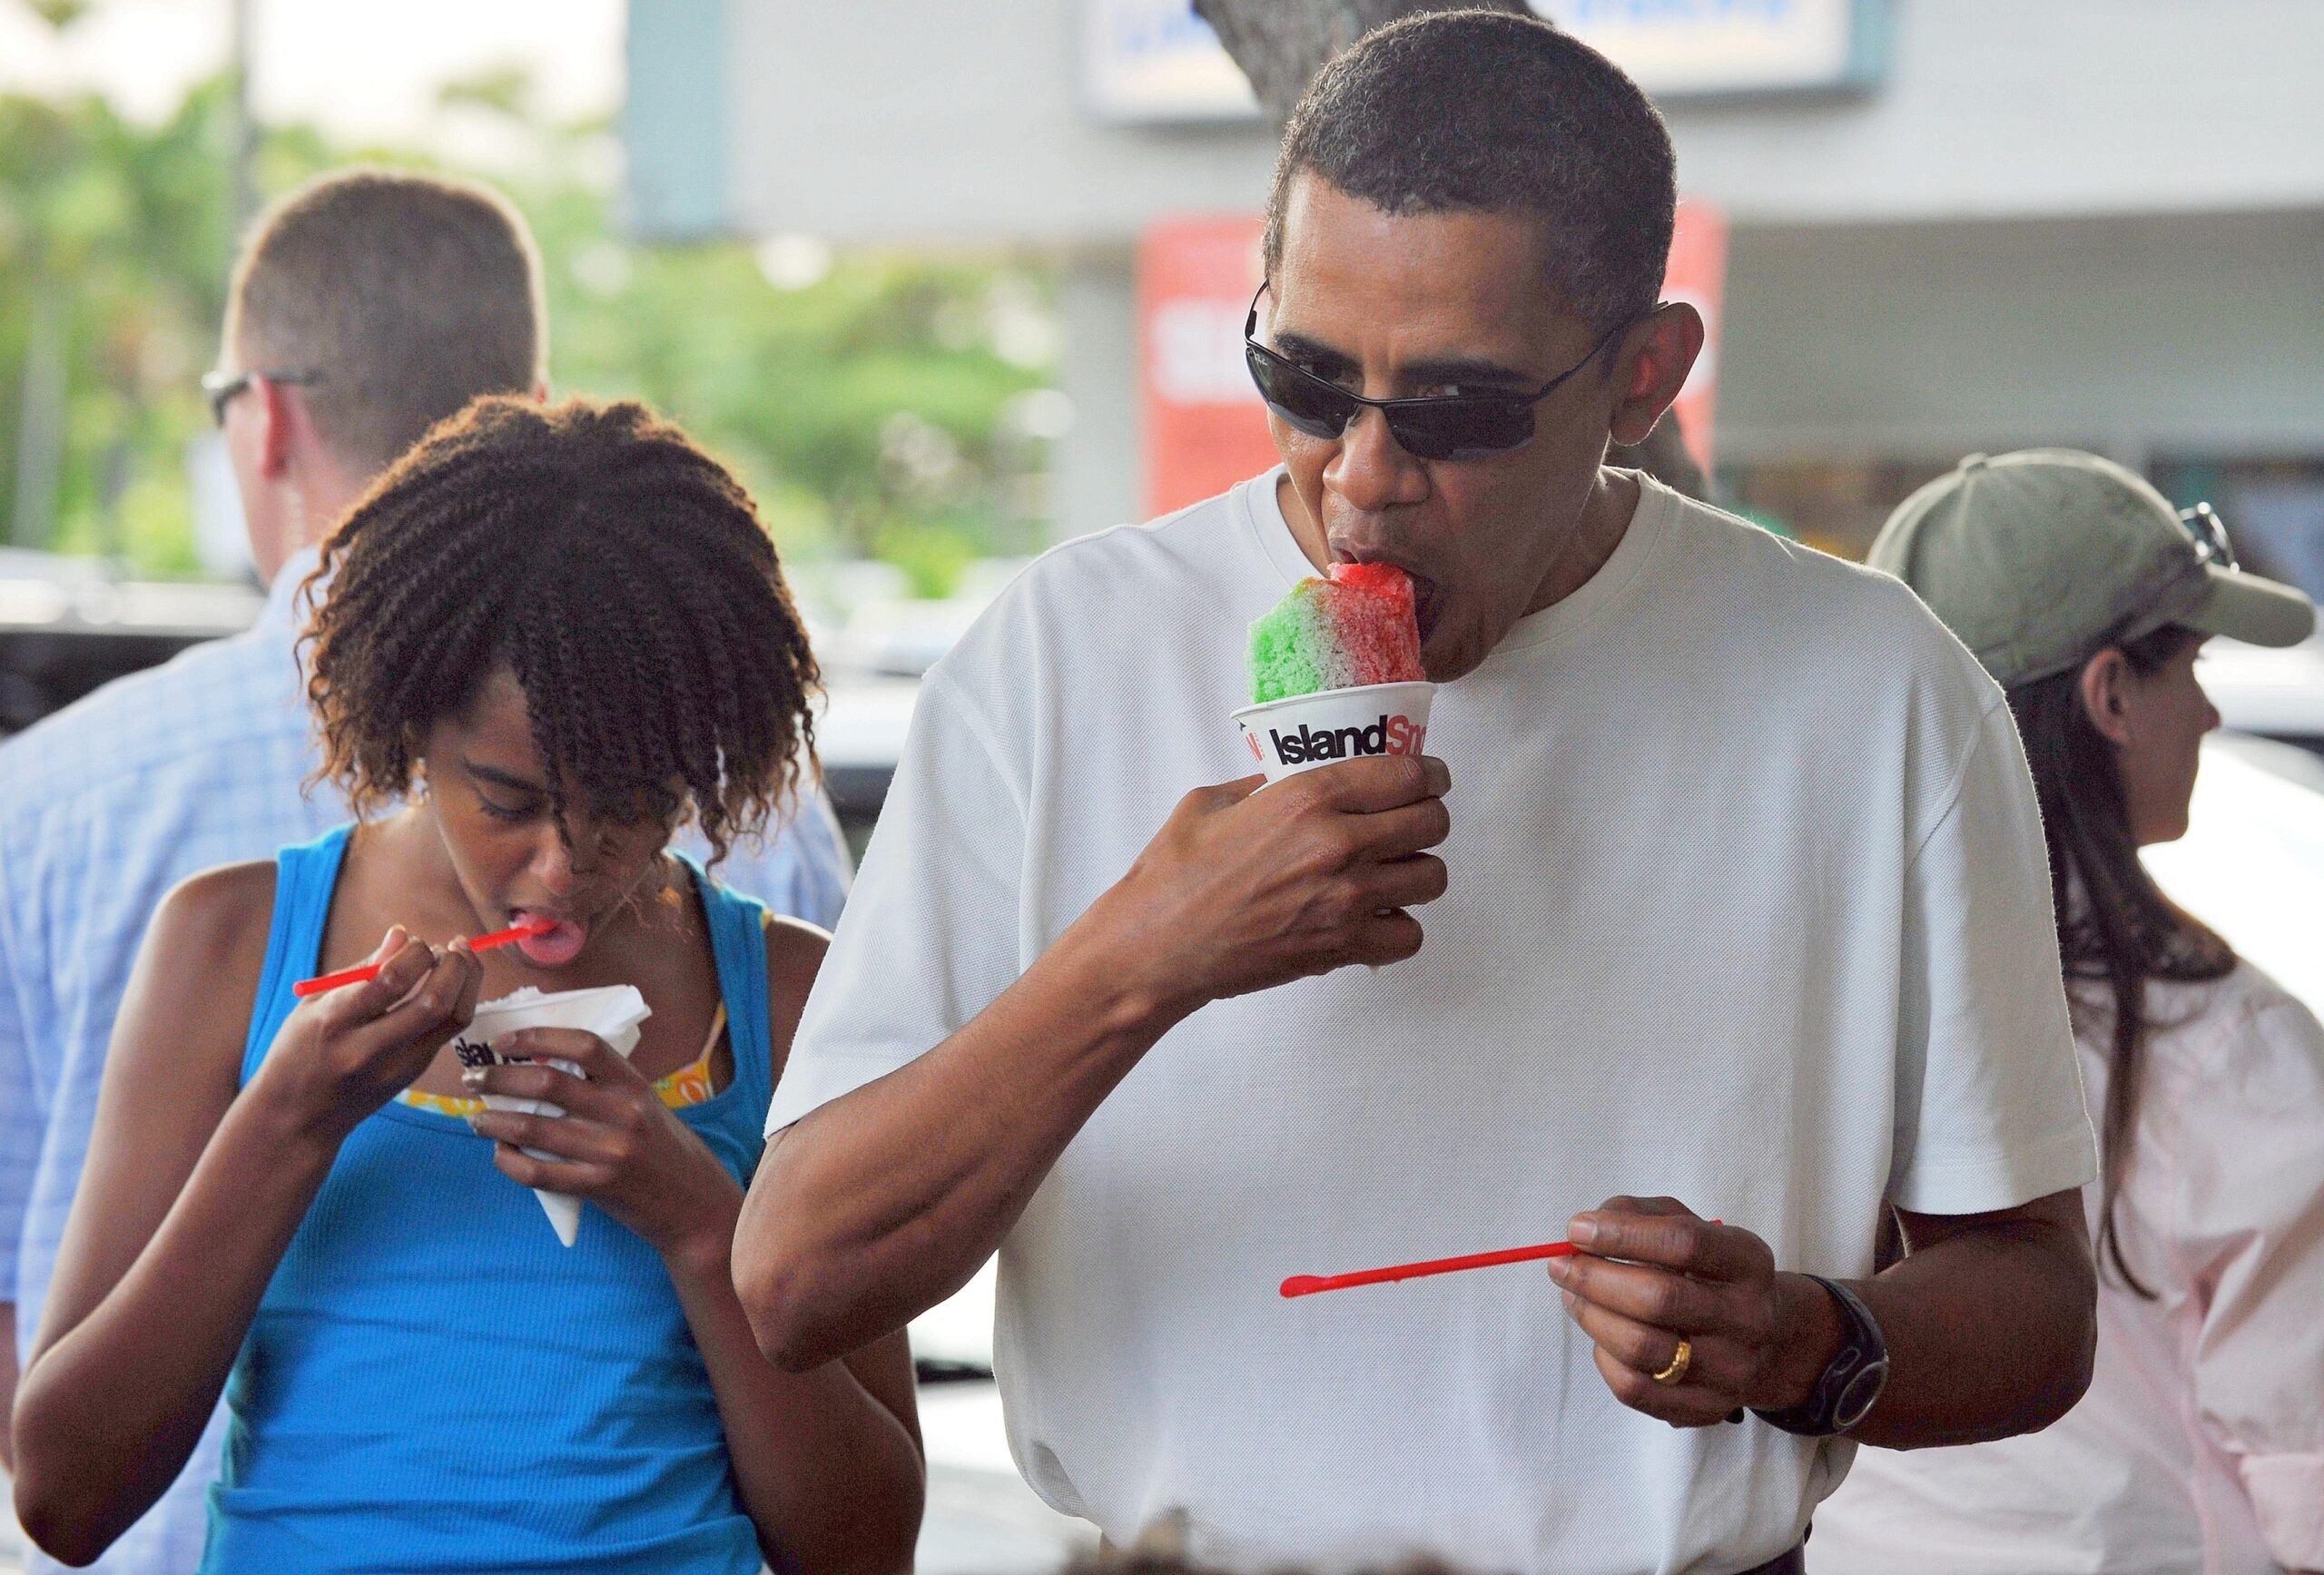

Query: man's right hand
left=1085, top=753, right=1452, bottom=1019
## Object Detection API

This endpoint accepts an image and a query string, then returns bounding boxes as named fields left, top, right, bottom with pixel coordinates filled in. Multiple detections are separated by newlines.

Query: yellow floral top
left=397, top=1003, right=729, bottom=1117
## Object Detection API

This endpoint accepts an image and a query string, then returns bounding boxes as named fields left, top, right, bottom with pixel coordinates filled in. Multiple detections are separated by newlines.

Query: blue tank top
left=204, top=824, right=773, bottom=1574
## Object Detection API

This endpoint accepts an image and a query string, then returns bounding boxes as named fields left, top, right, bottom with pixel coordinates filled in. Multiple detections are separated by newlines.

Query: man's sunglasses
left=201, top=368, right=323, bottom=428
left=2178, top=501, right=2236, bottom=570
left=1242, top=284, right=1635, bottom=462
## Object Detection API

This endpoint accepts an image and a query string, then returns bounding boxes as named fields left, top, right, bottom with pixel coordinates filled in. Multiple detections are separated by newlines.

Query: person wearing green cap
left=1813, top=449, right=2324, bottom=1575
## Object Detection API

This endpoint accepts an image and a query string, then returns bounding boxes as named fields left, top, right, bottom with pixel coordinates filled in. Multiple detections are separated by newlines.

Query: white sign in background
left=1083, top=0, right=1259, bottom=123
left=1563, top=0, right=1861, bottom=95
left=1148, top=296, right=1258, bottom=405
left=1086, top=0, right=1876, bottom=123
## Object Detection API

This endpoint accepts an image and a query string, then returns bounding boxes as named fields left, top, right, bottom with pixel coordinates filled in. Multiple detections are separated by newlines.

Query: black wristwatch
left=1751, top=1275, right=1888, bottom=1437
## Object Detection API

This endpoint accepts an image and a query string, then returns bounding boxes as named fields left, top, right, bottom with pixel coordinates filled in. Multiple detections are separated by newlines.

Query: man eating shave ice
left=735, top=13, right=2099, bottom=1571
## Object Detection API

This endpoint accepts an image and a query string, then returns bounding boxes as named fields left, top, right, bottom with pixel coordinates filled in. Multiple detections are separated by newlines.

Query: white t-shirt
left=1810, top=959, right=2324, bottom=1575
left=770, top=470, right=2098, bottom=1574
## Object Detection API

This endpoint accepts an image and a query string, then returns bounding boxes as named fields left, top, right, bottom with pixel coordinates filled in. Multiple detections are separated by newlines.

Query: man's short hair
left=223, top=167, right=547, bottom=475
left=1263, top=9, right=1676, bottom=335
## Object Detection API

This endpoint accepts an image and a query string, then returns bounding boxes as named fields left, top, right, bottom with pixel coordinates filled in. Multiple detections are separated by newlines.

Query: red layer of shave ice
left=1319, top=562, right=1424, bottom=686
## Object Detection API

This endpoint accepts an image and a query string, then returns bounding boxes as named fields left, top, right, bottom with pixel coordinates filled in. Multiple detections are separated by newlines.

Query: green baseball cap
left=1869, top=448, right=2315, bottom=688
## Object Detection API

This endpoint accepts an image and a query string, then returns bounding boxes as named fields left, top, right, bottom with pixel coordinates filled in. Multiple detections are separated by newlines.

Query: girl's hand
left=467, top=1029, right=741, bottom=1265
left=252, top=928, right=484, bottom=1142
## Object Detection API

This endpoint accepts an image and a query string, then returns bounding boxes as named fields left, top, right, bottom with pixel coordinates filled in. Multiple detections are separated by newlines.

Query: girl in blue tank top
left=14, top=399, right=923, bottom=1573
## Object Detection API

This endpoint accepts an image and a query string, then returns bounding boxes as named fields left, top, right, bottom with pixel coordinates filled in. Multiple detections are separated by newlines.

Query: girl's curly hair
left=302, top=395, right=820, bottom=865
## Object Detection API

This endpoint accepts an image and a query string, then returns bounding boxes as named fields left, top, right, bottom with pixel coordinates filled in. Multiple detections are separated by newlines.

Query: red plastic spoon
left=1281, top=1220, right=1722, bottom=1298
left=291, top=918, right=552, bottom=999
left=1281, top=1240, right=1577, bottom=1298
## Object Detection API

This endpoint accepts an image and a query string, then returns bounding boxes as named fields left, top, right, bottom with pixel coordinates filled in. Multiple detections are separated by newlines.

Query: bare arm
left=468, top=920, right=921, bottom=1574
left=11, top=873, right=480, bottom=1565
left=1851, top=1191, right=2095, bottom=1446
left=738, top=927, right=1178, bottom=1373
left=735, top=754, right=1453, bottom=1371
left=1551, top=1188, right=2095, bottom=1449
left=714, top=921, right=922, bottom=1572
left=665, top=1218, right=923, bottom=1574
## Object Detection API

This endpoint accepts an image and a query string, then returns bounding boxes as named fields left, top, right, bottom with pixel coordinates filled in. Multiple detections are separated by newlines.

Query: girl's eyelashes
left=476, top=793, right=542, bottom=823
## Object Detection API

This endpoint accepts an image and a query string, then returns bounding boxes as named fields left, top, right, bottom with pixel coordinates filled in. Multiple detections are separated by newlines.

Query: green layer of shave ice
left=1249, top=590, right=1335, bottom=705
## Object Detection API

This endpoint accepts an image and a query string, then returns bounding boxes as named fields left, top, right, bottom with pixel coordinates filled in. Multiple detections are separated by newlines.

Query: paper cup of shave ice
left=449, top=984, right=652, bottom=1247
left=1232, top=681, right=1436, bottom=784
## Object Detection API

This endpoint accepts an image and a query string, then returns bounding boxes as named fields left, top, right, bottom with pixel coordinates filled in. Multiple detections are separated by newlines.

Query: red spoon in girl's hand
left=291, top=918, right=553, bottom=999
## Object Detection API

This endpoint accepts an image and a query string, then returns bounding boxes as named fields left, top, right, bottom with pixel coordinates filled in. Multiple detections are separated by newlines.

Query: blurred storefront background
left=13, top=0, right=2324, bottom=827
left=631, top=0, right=2324, bottom=575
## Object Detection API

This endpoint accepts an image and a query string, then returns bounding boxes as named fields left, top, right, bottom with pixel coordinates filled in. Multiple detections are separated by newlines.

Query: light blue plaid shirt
left=0, top=549, right=852, bottom=1575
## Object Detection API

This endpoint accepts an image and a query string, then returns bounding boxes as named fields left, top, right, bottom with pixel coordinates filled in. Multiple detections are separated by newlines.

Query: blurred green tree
left=0, top=78, right=240, bottom=570
left=1, top=62, right=1058, bottom=596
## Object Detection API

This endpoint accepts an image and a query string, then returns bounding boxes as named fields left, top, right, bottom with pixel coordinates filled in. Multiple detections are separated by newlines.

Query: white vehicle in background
left=0, top=550, right=261, bottom=738
left=2151, top=733, right=2324, bottom=1015
left=2194, top=636, right=2324, bottom=757
left=803, top=561, right=1025, bottom=856
left=2156, top=640, right=2324, bottom=1014
left=817, top=673, right=923, bottom=852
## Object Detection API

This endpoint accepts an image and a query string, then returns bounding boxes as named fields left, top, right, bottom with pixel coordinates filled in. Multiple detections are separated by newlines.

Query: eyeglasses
left=1242, top=284, right=1635, bottom=462
left=201, top=368, right=323, bottom=428
left=2178, top=502, right=2236, bottom=570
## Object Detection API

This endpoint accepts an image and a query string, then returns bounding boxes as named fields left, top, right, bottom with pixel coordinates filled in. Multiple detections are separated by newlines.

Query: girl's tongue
left=514, top=915, right=587, bottom=967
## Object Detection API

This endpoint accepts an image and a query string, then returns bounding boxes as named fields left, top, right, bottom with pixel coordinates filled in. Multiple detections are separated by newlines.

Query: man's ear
left=253, top=374, right=300, bottom=481
left=1606, top=301, right=1704, bottom=447
left=2078, top=647, right=2135, bottom=747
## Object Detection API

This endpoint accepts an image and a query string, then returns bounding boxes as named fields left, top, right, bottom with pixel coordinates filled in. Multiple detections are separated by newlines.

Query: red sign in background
left=1137, top=200, right=1728, bottom=517
left=1137, top=214, right=1276, bottom=518
left=1660, top=199, right=1728, bottom=474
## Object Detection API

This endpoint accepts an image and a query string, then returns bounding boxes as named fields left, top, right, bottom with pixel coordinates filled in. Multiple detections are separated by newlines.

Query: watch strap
left=1751, top=1275, right=1887, bottom=1437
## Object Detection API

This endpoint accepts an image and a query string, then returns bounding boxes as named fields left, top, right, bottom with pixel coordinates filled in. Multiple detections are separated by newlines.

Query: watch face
left=1834, top=1355, right=1889, bottom=1431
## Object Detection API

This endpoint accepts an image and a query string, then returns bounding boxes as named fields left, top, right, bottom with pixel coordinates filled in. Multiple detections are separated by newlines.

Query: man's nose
left=1325, top=406, right=1430, bottom=514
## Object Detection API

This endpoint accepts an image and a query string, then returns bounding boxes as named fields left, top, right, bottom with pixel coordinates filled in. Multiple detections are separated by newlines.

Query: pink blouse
left=1814, top=960, right=2324, bottom=1574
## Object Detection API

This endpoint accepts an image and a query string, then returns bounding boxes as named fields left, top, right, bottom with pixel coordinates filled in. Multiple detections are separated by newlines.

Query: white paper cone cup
left=451, top=986, right=651, bottom=1248
left=538, top=1192, right=583, bottom=1247
left=1231, top=682, right=1436, bottom=783
left=492, top=1058, right=594, bottom=1246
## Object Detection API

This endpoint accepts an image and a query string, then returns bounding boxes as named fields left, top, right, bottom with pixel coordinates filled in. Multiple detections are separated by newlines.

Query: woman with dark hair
left=11, top=397, right=923, bottom=1574
left=1815, top=451, right=2324, bottom=1575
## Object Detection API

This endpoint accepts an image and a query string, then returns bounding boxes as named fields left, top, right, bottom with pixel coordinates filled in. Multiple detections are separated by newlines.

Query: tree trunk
left=1192, top=0, right=1531, bottom=127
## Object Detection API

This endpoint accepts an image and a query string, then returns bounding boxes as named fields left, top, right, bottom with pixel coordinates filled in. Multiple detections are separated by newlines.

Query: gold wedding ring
left=1650, top=1337, right=1692, bottom=1386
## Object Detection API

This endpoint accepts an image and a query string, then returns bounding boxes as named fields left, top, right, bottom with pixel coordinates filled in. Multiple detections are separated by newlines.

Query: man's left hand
left=1548, top=1196, right=1844, bottom=1429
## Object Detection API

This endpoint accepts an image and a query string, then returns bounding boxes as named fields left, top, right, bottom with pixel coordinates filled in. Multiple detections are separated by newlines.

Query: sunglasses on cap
left=2178, top=502, right=2236, bottom=570
left=1242, top=283, right=1637, bottom=462
left=201, top=368, right=324, bottom=428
